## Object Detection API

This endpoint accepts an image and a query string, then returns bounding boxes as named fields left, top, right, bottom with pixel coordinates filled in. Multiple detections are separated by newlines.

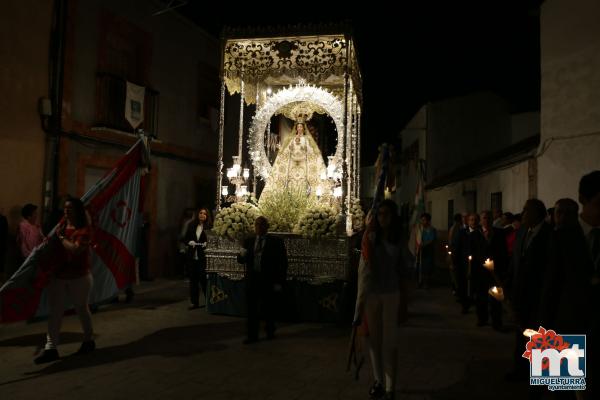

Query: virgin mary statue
left=259, top=113, right=330, bottom=206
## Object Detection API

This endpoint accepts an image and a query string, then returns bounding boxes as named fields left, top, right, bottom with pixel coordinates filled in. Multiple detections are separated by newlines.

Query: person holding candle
left=447, top=213, right=463, bottom=295
left=479, top=210, right=508, bottom=330
left=452, top=213, right=484, bottom=316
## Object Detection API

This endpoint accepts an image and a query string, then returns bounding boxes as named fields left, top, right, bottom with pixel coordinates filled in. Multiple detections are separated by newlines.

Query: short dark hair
left=420, top=212, right=431, bottom=222
left=514, top=213, right=522, bottom=222
left=579, top=171, right=600, bottom=201
left=524, top=198, right=547, bottom=224
left=503, top=212, right=515, bottom=223
left=555, top=198, right=579, bottom=215
left=255, top=216, right=269, bottom=227
left=21, top=203, right=37, bottom=219
left=453, top=213, right=462, bottom=223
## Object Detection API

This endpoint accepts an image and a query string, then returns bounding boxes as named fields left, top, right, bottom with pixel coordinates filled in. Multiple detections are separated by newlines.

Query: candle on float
left=483, top=258, right=495, bottom=271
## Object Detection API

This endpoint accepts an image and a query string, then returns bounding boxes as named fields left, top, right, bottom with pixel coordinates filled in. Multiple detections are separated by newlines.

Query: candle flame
left=468, top=255, right=472, bottom=261
left=488, top=286, right=504, bottom=301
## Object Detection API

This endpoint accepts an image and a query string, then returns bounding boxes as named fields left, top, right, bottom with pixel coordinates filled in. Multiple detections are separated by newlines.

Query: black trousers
left=456, top=262, right=470, bottom=311
left=473, top=276, right=502, bottom=326
left=188, top=259, right=207, bottom=306
left=246, top=275, right=276, bottom=340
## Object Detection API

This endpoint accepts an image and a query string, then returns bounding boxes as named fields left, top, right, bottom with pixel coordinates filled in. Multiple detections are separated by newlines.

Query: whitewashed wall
left=538, top=0, right=600, bottom=203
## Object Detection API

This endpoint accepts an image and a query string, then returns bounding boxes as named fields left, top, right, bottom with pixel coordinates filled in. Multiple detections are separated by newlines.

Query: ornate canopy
left=221, top=25, right=362, bottom=105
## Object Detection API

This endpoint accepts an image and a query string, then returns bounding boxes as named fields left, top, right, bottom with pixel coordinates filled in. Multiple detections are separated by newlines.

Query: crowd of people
left=350, top=170, right=599, bottom=399
left=442, top=171, right=600, bottom=396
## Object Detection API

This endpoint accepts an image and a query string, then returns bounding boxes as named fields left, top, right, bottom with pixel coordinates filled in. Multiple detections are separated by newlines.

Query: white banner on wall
left=125, top=81, right=145, bottom=129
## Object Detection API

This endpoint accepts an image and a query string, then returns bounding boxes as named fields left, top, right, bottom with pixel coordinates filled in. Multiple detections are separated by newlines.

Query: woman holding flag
left=353, top=144, right=407, bottom=400
left=35, top=197, right=95, bottom=364
left=359, top=200, right=407, bottom=399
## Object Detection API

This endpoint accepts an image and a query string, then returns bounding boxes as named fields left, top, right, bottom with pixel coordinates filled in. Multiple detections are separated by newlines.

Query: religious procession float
left=206, top=25, right=363, bottom=322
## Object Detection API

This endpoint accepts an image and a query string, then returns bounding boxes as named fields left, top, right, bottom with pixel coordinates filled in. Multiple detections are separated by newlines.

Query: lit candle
left=243, top=168, right=250, bottom=179
left=316, top=186, right=323, bottom=198
left=221, top=186, right=229, bottom=196
left=523, top=328, right=538, bottom=338
left=488, top=286, right=504, bottom=301
left=483, top=258, right=495, bottom=271
left=448, top=251, right=452, bottom=255
left=467, top=256, right=472, bottom=295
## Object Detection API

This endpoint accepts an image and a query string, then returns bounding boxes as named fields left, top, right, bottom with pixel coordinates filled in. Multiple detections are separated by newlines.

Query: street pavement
left=0, top=279, right=532, bottom=399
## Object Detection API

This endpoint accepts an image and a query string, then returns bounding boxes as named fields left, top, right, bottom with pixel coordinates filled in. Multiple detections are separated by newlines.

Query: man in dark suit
left=237, top=216, right=288, bottom=344
left=511, top=199, right=552, bottom=330
left=506, top=198, right=552, bottom=381
left=540, top=199, right=592, bottom=332
left=452, top=213, right=485, bottom=315
left=578, top=171, right=600, bottom=395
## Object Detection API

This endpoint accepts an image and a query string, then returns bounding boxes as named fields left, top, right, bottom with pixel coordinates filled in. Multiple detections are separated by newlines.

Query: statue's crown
left=296, top=113, right=308, bottom=123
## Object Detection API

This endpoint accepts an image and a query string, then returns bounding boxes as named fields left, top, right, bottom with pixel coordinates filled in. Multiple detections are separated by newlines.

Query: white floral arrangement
left=294, top=204, right=339, bottom=238
left=259, top=187, right=316, bottom=232
left=212, top=202, right=261, bottom=241
left=350, top=198, right=366, bottom=232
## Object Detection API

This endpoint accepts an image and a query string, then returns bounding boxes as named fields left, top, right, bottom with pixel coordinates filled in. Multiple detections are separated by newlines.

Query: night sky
left=179, top=0, right=541, bottom=163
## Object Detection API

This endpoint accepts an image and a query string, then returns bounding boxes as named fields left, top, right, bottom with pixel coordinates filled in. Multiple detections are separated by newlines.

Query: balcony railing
left=95, top=72, right=159, bottom=136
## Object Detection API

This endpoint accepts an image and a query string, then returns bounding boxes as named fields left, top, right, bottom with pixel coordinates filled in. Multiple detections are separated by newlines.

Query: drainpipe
left=42, top=0, right=67, bottom=229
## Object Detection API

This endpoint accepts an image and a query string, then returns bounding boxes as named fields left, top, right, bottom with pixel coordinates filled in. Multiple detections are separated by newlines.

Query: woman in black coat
left=182, top=208, right=211, bottom=309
